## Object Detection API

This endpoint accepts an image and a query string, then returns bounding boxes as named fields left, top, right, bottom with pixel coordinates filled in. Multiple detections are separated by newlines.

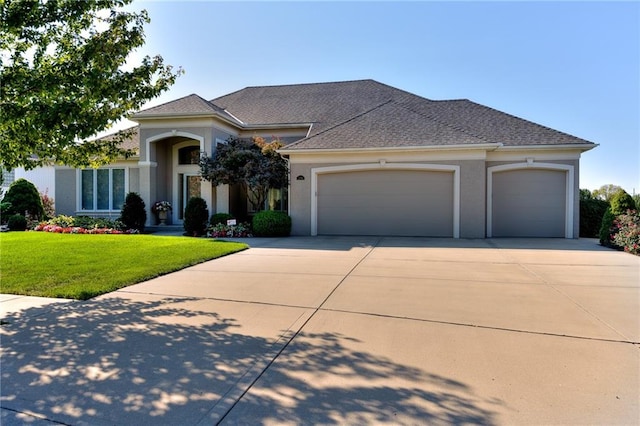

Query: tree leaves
left=199, top=137, right=289, bottom=212
left=0, top=0, right=181, bottom=170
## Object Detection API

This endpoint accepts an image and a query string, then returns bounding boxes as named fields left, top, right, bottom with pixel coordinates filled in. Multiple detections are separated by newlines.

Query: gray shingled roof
left=134, top=93, right=240, bottom=123
left=129, top=79, right=594, bottom=151
left=285, top=100, right=489, bottom=150
left=211, top=79, right=594, bottom=150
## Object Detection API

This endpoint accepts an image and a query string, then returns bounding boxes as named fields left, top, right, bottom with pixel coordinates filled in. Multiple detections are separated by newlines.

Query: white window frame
left=77, top=168, right=128, bottom=212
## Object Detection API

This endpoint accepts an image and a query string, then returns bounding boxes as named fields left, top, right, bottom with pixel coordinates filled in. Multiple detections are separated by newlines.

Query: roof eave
left=278, top=143, right=503, bottom=155
left=496, top=143, right=598, bottom=152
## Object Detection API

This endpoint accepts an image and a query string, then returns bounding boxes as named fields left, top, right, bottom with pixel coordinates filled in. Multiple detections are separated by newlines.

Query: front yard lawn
left=0, top=232, right=247, bottom=300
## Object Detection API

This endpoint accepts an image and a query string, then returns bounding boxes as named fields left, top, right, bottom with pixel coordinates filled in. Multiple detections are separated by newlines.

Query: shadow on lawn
left=1, top=297, right=502, bottom=425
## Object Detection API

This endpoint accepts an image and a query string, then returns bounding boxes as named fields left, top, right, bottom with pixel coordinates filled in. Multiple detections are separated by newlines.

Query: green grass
left=0, top=232, right=247, bottom=300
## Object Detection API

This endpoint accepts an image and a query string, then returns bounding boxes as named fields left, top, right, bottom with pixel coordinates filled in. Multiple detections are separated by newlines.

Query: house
left=47, top=79, right=596, bottom=238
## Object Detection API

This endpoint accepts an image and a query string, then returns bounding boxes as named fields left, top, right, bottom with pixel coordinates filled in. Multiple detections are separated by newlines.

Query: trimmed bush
left=2, top=178, right=45, bottom=220
left=252, top=210, right=291, bottom=237
left=7, top=214, right=27, bottom=231
left=599, top=190, right=637, bottom=246
left=184, top=197, right=208, bottom=236
left=580, top=198, right=609, bottom=238
left=119, top=192, right=147, bottom=232
left=210, top=212, right=234, bottom=226
left=612, top=211, right=640, bottom=255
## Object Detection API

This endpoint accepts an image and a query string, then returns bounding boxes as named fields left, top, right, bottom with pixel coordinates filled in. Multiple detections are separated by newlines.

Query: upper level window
left=178, top=146, right=200, bottom=165
left=80, top=168, right=125, bottom=211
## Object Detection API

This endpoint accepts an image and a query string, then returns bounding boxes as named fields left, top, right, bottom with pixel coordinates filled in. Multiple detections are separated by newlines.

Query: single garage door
left=492, top=169, right=566, bottom=237
left=317, top=169, right=454, bottom=236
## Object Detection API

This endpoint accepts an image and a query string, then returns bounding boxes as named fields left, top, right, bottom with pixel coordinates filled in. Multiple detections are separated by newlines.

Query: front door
left=177, top=174, right=201, bottom=222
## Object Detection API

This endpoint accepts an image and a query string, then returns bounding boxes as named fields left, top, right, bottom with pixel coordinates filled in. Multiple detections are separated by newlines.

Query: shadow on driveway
left=0, top=296, right=501, bottom=425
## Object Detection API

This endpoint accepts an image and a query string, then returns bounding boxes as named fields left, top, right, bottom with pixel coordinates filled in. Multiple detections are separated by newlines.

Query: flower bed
left=207, top=223, right=252, bottom=238
left=33, top=223, right=138, bottom=234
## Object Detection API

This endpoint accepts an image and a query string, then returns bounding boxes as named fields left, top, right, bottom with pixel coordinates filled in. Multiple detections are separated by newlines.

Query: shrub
left=119, top=192, right=147, bottom=232
left=612, top=211, right=640, bottom=255
left=184, top=197, right=208, bottom=236
left=252, top=210, right=291, bottom=237
left=580, top=198, right=609, bottom=238
left=1, top=178, right=45, bottom=220
left=41, top=191, right=55, bottom=219
left=7, top=214, right=27, bottom=231
left=599, top=190, right=636, bottom=246
left=210, top=212, right=234, bottom=226
left=50, top=215, right=75, bottom=227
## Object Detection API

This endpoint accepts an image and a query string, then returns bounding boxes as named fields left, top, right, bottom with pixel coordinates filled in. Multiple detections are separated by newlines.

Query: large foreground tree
left=0, top=0, right=181, bottom=170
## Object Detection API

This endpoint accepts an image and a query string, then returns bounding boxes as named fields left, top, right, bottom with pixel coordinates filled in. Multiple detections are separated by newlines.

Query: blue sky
left=127, top=1, right=639, bottom=194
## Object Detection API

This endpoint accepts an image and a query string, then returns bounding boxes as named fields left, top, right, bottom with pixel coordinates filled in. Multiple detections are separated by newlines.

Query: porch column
left=216, top=184, right=230, bottom=214
left=138, top=161, right=157, bottom=227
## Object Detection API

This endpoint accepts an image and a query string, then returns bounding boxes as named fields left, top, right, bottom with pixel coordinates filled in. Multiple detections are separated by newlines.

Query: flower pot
left=158, top=210, right=168, bottom=225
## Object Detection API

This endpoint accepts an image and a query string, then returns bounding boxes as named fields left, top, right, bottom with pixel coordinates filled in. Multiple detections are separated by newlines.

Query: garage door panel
left=317, top=170, right=453, bottom=237
left=492, top=169, right=566, bottom=237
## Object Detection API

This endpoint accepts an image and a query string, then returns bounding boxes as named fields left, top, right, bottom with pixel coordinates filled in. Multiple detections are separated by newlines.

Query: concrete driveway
left=1, top=237, right=638, bottom=425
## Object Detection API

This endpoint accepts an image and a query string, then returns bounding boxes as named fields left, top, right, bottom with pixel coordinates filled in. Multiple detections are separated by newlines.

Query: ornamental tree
left=199, top=136, right=289, bottom=212
left=0, top=0, right=181, bottom=171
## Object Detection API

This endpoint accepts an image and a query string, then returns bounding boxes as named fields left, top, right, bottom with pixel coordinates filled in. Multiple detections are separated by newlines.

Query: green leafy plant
left=1, top=178, right=45, bottom=220
left=119, top=192, right=147, bottom=232
left=183, top=197, right=208, bottom=236
left=1, top=0, right=181, bottom=170
left=49, top=215, right=76, bottom=227
left=599, top=189, right=636, bottom=246
left=579, top=196, right=609, bottom=238
left=7, top=214, right=27, bottom=231
left=210, top=213, right=234, bottom=226
left=252, top=210, right=291, bottom=237
left=612, top=211, right=640, bottom=255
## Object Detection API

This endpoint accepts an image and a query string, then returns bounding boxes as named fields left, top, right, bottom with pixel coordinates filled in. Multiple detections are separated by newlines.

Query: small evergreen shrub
left=210, top=212, right=234, bottom=226
left=1, top=178, right=45, bottom=220
left=599, top=190, right=636, bottom=246
left=7, top=214, right=27, bottom=231
left=252, top=210, right=291, bottom=237
left=580, top=198, right=609, bottom=238
left=184, top=197, right=208, bottom=236
left=120, top=192, right=147, bottom=232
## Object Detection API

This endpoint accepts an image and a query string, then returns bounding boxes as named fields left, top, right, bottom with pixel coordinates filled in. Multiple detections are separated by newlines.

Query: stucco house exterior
left=47, top=79, right=596, bottom=238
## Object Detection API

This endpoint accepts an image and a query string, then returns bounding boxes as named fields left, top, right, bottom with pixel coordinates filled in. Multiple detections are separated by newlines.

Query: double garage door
left=315, top=166, right=568, bottom=238
left=317, top=169, right=454, bottom=237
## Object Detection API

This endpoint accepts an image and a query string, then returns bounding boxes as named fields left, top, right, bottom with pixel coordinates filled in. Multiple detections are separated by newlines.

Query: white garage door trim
left=487, top=162, right=574, bottom=238
left=311, top=163, right=460, bottom=237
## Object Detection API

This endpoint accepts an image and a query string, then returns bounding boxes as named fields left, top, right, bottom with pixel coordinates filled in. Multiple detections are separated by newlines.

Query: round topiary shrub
left=184, top=197, right=208, bottom=236
left=119, top=192, right=147, bottom=232
left=2, top=178, right=45, bottom=220
left=252, top=210, right=291, bottom=237
left=7, top=214, right=27, bottom=231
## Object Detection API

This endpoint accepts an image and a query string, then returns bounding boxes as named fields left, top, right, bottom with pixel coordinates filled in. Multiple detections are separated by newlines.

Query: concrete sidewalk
left=1, top=237, right=638, bottom=425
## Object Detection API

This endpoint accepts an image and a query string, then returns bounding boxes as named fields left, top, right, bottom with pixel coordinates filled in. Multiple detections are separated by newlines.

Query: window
left=80, top=168, right=126, bottom=211
left=178, top=146, right=200, bottom=165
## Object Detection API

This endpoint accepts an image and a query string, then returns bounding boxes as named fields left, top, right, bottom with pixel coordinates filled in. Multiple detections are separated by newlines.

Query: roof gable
left=133, top=93, right=239, bottom=122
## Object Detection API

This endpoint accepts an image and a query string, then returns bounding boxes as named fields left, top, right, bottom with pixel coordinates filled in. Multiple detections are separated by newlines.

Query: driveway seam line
left=319, top=308, right=638, bottom=345
left=213, top=237, right=382, bottom=424
left=486, top=241, right=632, bottom=342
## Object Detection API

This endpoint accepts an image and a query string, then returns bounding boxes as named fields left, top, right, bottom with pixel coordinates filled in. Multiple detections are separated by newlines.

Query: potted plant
left=151, top=201, right=172, bottom=225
